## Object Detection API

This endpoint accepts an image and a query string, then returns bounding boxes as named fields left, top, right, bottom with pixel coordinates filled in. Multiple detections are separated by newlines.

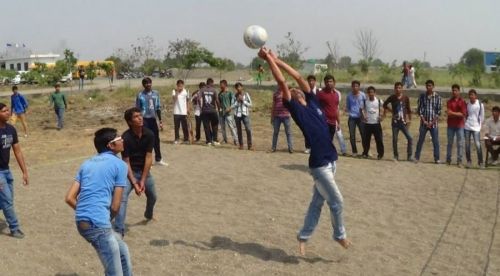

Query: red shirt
left=447, top=97, right=467, bottom=128
left=316, top=89, right=340, bottom=126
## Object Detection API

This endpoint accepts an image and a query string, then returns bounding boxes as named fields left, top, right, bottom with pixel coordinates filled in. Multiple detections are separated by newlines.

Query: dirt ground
left=0, top=85, right=499, bottom=276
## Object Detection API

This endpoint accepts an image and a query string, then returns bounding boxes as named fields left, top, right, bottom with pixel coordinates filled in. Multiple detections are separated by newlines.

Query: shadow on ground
left=171, top=236, right=337, bottom=264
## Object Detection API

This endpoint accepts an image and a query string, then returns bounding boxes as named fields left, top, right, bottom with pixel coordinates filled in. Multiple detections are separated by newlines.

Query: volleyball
left=243, top=25, right=268, bottom=49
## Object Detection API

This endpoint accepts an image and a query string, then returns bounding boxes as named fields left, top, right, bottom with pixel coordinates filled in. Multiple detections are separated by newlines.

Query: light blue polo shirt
left=75, top=151, right=127, bottom=228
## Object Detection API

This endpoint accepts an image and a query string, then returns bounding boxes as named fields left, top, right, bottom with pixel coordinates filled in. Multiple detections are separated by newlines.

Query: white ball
left=243, top=25, right=268, bottom=49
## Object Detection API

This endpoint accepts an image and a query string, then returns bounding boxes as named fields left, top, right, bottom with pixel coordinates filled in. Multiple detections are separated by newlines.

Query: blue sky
left=2, top=0, right=499, bottom=66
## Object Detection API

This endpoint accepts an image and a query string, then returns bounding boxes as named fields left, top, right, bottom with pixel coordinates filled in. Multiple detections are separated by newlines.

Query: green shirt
left=50, top=91, right=67, bottom=109
left=218, top=91, right=235, bottom=115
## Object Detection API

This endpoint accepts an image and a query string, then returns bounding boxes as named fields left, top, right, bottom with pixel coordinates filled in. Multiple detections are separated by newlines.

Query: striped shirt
left=417, top=91, right=442, bottom=127
left=272, top=90, right=290, bottom=117
left=232, top=92, right=252, bottom=117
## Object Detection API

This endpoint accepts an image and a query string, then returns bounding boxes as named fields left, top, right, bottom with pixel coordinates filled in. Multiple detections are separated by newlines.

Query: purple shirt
left=272, top=90, right=290, bottom=118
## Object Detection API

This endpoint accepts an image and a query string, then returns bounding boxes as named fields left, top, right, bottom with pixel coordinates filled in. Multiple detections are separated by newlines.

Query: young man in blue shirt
left=258, top=47, right=350, bottom=255
left=345, top=81, right=366, bottom=156
left=10, top=85, right=29, bottom=137
left=65, top=127, right=132, bottom=275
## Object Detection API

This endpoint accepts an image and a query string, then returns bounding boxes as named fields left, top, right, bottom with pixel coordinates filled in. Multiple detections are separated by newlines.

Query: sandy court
left=1, top=128, right=499, bottom=275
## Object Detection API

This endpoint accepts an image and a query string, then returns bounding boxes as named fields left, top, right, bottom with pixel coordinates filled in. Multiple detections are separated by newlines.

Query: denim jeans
left=77, top=221, right=132, bottom=276
left=235, top=115, right=252, bottom=147
left=220, top=114, right=237, bottom=144
left=348, top=117, right=365, bottom=154
left=143, top=117, right=162, bottom=162
left=298, top=162, right=346, bottom=241
left=446, top=127, right=464, bottom=163
left=55, top=108, right=65, bottom=129
left=0, top=170, right=20, bottom=232
left=335, top=128, right=347, bottom=154
left=415, top=124, right=440, bottom=161
left=391, top=120, right=413, bottom=160
left=464, top=129, right=483, bottom=165
left=79, top=78, right=84, bottom=90
left=113, top=171, right=157, bottom=236
left=272, top=116, right=293, bottom=151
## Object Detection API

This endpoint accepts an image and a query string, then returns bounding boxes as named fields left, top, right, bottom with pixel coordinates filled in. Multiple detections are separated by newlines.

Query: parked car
left=60, top=72, right=73, bottom=83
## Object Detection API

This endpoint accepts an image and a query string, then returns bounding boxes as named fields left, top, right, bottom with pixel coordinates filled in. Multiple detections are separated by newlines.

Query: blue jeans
left=0, top=170, right=20, bottom=232
left=446, top=127, right=464, bottom=163
left=235, top=115, right=252, bottom=147
left=335, top=128, right=347, bottom=154
left=55, top=108, right=65, bottom=129
left=77, top=221, right=132, bottom=276
left=272, top=116, right=293, bottom=151
left=391, top=120, right=413, bottom=160
left=348, top=117, right=365, bottom=154
left=220, top=114, right=237, bottom=144
left=464, top=129, right=483, bottom=165
left=79, top=78, right=84, bottom=90
left=298, top=162, right=346, bottom=241
left=415, top=125, right=440, bottom=161
left=113, top=171, right=157, bottom=236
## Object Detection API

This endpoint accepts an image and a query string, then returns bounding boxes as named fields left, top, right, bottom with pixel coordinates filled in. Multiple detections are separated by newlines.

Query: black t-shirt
left=199, top=85, right=217, bottom=114
left=121, top=127, right=154, bottom=172
left=0, top=124, right=18, bottom=170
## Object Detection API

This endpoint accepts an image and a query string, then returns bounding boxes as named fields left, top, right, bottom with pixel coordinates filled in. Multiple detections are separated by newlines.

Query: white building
left=0, top=49, right=60, bottom=71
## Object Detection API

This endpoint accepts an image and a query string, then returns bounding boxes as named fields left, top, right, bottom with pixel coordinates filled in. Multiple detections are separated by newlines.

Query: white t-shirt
left=172, top=89, right=189, bottom=115
left=464, top=100, right=484, bottom=132
left=485, top=116, right=500, bottom=138
left=363, top=97, right=382, bottom=124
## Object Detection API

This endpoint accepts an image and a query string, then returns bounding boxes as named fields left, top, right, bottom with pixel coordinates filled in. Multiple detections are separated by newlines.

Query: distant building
left=484, top=51, right=500, bottom=73
left=0, top=48, right=60, bottom=71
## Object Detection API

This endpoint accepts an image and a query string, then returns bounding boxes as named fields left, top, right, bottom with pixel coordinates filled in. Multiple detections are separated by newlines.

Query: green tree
left=461, top=48, right=484, bottom=71
left=165, top=39, right=216, bottom=80
left=86, top=61, right=97, bottom=82
left=276, top=32, right=308, bottom=70
left=98, top=62, right=114, bottom=88
left=140, top=59, right=164, bottom=75
left=338, top=56, right=352, bottom=69
left=63, top=49, right=78, bottom=75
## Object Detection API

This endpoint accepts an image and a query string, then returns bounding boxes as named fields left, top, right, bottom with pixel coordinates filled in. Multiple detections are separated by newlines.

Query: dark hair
left=206, top=78, right=214, bottom=85
left=425, top=79, right=434, bottom=86
left=0, top=103, right=6, bottom=110
left=234, top=82, right=243, bottom=89
left=451, top=84, right=460, bottom=90
left=220, top=79, right=227, bottom=85
left=324, top=74, right=335, bottom=82
left=94, top=128, right=118, bottom=153
left=124, top=107, right=141, bottom=124
left=12, top=85, right=18, bottom=91
left=394, top=82, right=403, bottom=88
left=367, top=86, right=376, bottom=92
left=351, top=80, right=360, bottom=86
left=199, top=82, right=206, bottom=88
left=176, top=79, right=184, bottom=85
left=468, top=89, right=477, bottom=95
left=142, top=77, right=152, bottom=85
left=492, top=106, right=500, bottom=112
left=54, top=83, right=61, bottom=88
left=307, top=75, right=316, bottom=81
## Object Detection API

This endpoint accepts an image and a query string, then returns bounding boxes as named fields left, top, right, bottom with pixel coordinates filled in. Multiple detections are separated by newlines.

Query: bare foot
left=336, top=238, right=351, bottom=249
left=298, top=241, right=306, bottom=256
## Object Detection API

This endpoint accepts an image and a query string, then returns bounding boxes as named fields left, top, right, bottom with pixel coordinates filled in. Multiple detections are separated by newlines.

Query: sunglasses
left=108, top=136, right=123, bottom=144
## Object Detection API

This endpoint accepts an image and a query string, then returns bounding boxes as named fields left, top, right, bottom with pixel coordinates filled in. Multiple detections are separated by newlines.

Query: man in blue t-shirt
left=0, top=102, right=29, bottom=239
left=65, top=128, right=132, bottom=276
left=345, top=80, right=366, bottom=156
left=10, top=85, right=29, bottom=137
left=258, top=48, right=350, bottom=256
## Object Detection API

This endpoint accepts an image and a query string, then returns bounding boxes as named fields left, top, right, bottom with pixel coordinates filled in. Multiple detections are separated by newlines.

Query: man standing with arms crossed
left=446, top=84, right=467, bottom=167
left=259, top=47, right=350, bottom=255
left=114, top=107, right=158, bottom=237
left=136, top=77, right=167, bottom=166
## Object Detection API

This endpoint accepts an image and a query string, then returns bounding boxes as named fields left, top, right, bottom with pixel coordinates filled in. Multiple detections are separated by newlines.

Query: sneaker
left=304, top=149, right=311, bottom=154
left=154, top=160, right=169, bottom=166
left=407, top=157, right=414, bottom=162
left=288, top=149, right=294, bottom=154
left=173, top=140, right=179, bottom=145
left=413, top=159, right=420, bottom=164
left=361, top=154, right=368, bottom=159
left=212, top=141, right=221, bottom=146
left=480, top=163, right=486, bottom=169
left=341, top=152, right=347, bottom=156
left=377, top=155, right=383, bottom=160
left=10, top=229, right=24, bottom=239
left=435, top=160, right=443, bottom=164
left=466, top=161, right=472, bottom=168
left=493, top=160, right=499, bottom=166
left=270, top=148, right=276, bottom=153
left=457, top=163, right=463, bottom=168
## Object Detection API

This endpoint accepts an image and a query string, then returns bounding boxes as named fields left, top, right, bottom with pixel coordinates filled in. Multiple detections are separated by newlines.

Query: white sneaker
left=212, top=141, right=221, bottom=146
left=304, top=149, right=310, bottom=154
left=173, top=140, right=179, bottom=145
left=154, top=160, right=169, bottom=167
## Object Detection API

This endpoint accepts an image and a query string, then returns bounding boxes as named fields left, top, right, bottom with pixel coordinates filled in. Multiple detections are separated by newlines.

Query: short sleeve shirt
left=316, top=89, right=340, bottom=126
left=172, top=89, right=189, bottom=115
left=0, top=124, right=18, bottom=170
left=199, top=86, right=218, bottom=114
left=122, top=127, right=154, bottom=172
left=74, top=151, right=127, bottom=228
